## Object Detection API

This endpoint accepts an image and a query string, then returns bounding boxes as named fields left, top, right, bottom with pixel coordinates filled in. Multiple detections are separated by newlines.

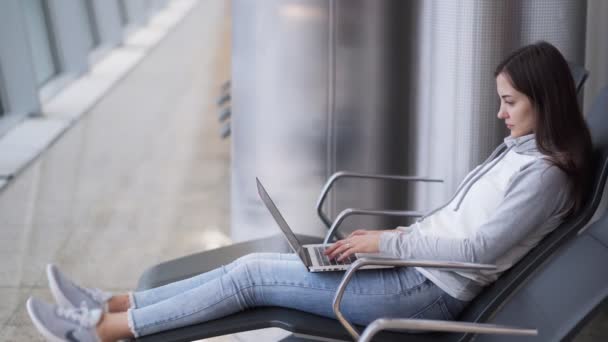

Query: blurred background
left=0, top=0, right=606, bottom=341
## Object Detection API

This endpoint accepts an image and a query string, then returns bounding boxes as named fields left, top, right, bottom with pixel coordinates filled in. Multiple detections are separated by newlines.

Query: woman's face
left=496, top=72, right=536, bottom=138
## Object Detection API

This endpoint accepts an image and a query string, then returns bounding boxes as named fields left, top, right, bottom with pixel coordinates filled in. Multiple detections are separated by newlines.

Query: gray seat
left=472, top=196, right=608, bottom=342
left=135, top=70, right=598, bottom=342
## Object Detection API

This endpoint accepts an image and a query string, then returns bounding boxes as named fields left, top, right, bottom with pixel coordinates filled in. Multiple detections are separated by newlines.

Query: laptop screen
left=256, top=178, right=308, bottom=263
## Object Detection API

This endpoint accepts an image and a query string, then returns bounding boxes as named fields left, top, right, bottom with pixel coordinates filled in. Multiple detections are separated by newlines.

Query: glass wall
left=85, top=0, right=101, bottom=49
left=0, top=0, right=170, bottom=129
left=0, top=79, right=4, bottom=116
left=22, top=0, right=58, bottom=87
left=118, top=0, right=131, bottom=26
left=0, top=92, right=4, bottom=117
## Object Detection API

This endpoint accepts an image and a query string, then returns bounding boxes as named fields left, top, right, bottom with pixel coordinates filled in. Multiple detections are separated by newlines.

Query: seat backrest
left=456, top=85, right=608, bottom=340
left=569, top=62, right=589, bottom=94
left=474, top=206, right=608, bottom=342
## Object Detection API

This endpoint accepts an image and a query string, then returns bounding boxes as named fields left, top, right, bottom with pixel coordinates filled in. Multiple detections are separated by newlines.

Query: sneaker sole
left=46, top=264, right=76, bottom=309
left=26, top=298, right=67, bottom=342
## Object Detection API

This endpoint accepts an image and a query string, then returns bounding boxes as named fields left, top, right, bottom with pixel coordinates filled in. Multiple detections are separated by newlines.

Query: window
left=118, top=0, right=130, bottom=26
left=84, top=0, right=101, bottom=49
left=22, top=0, right=58, bottom=87
left=0, top=80, right=4, bottom=116
left=65, top=0, right=99, bottom=52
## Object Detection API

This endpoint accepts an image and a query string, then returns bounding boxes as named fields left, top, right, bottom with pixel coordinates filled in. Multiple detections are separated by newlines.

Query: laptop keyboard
left=313, top=246, right=357, bottom=266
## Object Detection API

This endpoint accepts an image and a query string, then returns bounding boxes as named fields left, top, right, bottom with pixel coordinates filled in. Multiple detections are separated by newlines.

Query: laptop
left=256, top=178, right=395, bottom=272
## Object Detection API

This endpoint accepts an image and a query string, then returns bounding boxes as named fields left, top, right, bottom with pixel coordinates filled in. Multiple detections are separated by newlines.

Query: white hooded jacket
left=379, top=134, right=573, bottom=301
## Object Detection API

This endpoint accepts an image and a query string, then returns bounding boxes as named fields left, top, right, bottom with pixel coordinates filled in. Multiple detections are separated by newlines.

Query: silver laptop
left=256, top=178, right=394, bottom=272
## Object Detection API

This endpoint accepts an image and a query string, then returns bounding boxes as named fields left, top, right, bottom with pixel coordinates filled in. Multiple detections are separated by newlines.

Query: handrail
left=332, top=258, right=496, bottom=341
left=316, top=171, right=443, bottom=228
left=322, top=208, right=424, bottom=244
left=359, top=318, right=537, bottom=342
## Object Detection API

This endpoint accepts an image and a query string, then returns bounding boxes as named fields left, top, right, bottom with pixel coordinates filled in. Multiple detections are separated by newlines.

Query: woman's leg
left=112, top=256, right=467, bottom=338
left=125, top=253, right=299, bottom=310
left=107, top=295, right=131, bottom=312
left=97, top=312, right=132, bottom=341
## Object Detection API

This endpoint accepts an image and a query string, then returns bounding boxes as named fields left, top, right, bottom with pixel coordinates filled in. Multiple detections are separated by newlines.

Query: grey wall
left=231, top=1, right=332, bottom=241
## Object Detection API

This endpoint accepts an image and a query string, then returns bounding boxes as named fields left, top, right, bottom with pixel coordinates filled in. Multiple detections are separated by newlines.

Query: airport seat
left=134, top=74, right=599, bottom=342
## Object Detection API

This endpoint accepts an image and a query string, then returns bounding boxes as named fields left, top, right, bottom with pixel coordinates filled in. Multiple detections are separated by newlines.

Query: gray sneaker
left=26, top=297, right=101, bottom=342
left=47, top=264, right=112, bottom=311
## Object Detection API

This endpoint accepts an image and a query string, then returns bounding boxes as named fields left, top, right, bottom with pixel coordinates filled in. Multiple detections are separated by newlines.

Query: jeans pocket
left=411, top=295, right=454, bottom=320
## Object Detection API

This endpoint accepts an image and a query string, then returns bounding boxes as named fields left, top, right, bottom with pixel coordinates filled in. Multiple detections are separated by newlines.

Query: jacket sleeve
left=378, top=161, right=572, bottom=264
left=395, top=226, right=414, bottom=233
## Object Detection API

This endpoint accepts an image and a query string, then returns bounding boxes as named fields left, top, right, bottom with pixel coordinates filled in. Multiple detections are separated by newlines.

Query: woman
left=27, top=41, right=592, bottom=342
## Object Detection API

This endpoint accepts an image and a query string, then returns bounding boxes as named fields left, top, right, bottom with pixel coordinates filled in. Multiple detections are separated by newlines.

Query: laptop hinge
left=302, top=248, right=314, bottom=267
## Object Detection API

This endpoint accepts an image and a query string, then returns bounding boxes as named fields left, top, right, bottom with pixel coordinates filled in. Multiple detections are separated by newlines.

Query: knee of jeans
left=244, top=257, right=273, bottom=281
left=227, top=260, right=262, bottom=287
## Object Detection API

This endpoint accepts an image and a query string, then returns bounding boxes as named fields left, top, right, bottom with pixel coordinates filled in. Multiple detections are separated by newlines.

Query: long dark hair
left=494, top=41, right=592, bottom=213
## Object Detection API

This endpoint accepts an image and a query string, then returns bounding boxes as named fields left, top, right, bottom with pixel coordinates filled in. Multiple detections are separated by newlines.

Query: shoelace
left=56, top=302, right=96, bottom=328
left=81, top=286, right=110, bottom=304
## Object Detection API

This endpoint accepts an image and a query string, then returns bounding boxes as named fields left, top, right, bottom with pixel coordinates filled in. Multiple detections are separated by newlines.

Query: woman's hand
left=323, top=233, right=381, bottom=262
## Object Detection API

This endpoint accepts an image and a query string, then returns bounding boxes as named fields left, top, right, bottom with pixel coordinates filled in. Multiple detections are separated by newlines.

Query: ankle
left=95, top=314, right=108, bottom=341
left=95, top=312, right=133, bottom=341
left=107, top=294, right=130, bottom=313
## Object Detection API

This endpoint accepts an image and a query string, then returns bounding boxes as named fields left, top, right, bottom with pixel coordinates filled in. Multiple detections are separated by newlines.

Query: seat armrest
left=332, top=258, right=497, bottom=341
left=322, top=208, right=424, bottom=244
left=316, top=171, right=443, bottom=228
left=359, top=318, right=537, bottom=342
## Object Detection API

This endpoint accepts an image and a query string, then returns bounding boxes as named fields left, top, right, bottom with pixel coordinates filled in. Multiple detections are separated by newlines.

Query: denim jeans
left=127, top=252, right=469, bottom=337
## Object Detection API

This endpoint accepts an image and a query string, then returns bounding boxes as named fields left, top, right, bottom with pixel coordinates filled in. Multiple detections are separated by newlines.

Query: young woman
left=27, top=41, right=592, bottom=342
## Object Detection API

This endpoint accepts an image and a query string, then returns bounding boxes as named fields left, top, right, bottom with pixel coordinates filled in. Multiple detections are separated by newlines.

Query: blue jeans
left=127, top=252, right=469, bottom=337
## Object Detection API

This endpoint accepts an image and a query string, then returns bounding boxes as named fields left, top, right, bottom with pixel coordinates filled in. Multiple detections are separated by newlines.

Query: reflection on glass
left=22, top=0, right=57, bottom=86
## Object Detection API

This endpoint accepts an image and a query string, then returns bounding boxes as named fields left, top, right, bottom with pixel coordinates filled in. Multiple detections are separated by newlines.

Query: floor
left=0, top=1, right=250, bottom=340
left=0, top=1, right=605, bottom=341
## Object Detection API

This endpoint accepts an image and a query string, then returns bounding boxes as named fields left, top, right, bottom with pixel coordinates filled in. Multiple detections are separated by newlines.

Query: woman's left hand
left=323, top=234, right=381, bottom=262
